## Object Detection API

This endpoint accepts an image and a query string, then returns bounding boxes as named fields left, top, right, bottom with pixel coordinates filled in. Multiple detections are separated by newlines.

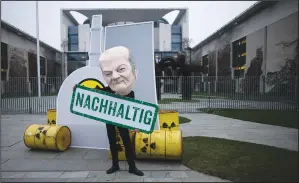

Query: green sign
left=70, top=85, right=159, bottom=134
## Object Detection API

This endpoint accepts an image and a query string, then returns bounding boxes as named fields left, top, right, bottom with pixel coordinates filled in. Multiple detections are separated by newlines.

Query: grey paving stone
left=169, top=171, right=188, bottom=178
left=66, top=178, right=99, bottom=182
left=112, top=176, right=144, bottom=182
left=84, top=149, right=109, bottom=160
left=1, top=139, right=23, bottom=147
left=1, top=149, right=59, bottom=160
left=144, top=177, right=183, bottom=182
left=1, top=172, right=27, bottom=178
left=150, top=171, right=169, bottom=178
left=185, top=170, right=204, bottom=178
left=95, top=175, right=116, bottom=182
left=1, top=141, right=27, bottom=151
left=182, top=177, right=230, bottom=182
left=24, top=171, right=64, bottom=178
left=87, top=171, right=107, bottom=178
left=87, top=159, right=126, bottom=171
left=133, top=160, right=189, bottom=171
left=1, top=158, right=127, bottom=171
left=1, top=178, right=68, bottom=182
left=1, top=158, right=9, bottom=164
left=87, top=170, right=117, bottom=182
left=60, top=171, right=90, bottom=178
left=1, top=159, right=47, bottom=171
left=184, top=171, right=231, bottom=182
left=180, top=113, right=298, bottom=151
left=55, top=148, right=89, bottom=159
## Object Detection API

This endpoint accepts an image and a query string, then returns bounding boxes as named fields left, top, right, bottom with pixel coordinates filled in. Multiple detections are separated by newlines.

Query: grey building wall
left=192, top=0, right=298, bottom=63
left=1, top=26, right=62, bottom=97
left=177, top=9, right=189, bottom=41
left=1, top=27, right=61, bottom=78
left=191, top=0, right=298, bottom=94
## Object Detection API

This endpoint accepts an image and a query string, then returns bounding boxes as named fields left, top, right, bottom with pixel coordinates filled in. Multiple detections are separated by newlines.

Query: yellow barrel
left=159, top=110, right=179, bottom=130
left=24, top=124, right=71, bottom=151
left=135, top=129, right=182, bottom=160
left=109, top=144, right=127, bottom=161
left=165, top=130, right=183, bottom=160
left=47, top=109, right=56, bottom=125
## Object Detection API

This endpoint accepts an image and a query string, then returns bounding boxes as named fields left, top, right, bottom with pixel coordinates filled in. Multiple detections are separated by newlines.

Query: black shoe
left=106, top=165, right=120, bottom=174
left=128, top=167, right=144, bottom=176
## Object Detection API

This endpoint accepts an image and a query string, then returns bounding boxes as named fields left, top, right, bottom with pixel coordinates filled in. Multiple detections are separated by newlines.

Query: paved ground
left=1, top=114, right=229, bottom=182
left=180, top=113, right=298, bottom=151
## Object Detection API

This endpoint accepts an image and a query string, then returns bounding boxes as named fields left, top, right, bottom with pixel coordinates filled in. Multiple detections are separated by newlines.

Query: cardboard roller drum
left=23, top=124, right=71, bottom=151
left=135, top=129, right=182, bottom=161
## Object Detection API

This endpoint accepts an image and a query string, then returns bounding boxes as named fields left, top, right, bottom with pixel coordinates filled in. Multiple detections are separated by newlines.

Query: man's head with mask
left=99, top=46, right=137, bottom=96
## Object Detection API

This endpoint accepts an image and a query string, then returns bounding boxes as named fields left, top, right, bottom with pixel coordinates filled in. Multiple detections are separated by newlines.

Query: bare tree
left=182, top=37, right=193, bottom=50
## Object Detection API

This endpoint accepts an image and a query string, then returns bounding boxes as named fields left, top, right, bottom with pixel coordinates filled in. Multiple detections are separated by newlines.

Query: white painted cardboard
left=56, top=15, right=159, bottom=149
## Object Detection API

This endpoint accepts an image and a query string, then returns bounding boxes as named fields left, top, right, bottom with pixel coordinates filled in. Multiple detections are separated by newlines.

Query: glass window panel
left=67, top=52, right=89, bottom=61
left=171, top=25, right=181, bottom=34
left=68, top=26, right=78, bottom=35
left=171, top=43, right=181, bottom=51
left=68, top=44, right=79, bottom=51
left=163, top=52, right=175, bottom=57
left=172, top=34, right=181, bottom=44
left=68, top=35, right=78, bottom=44
left=1, top=42, right=8, bottom=69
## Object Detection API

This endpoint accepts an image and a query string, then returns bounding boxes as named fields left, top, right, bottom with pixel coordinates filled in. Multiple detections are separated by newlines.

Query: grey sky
left=2, top=1, right=257, bottom=50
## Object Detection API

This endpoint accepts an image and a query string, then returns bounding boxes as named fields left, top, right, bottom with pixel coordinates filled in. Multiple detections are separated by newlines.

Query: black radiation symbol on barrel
left=35, top=126, right=47, bottom=145
left=140, top=137, right=156, bottom=154
left=162, top=122, right=177, bottom=129
left=47, top=119, right=56, bottom=125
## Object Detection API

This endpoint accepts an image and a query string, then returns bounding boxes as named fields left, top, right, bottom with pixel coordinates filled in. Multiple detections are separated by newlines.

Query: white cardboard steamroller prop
left=56, top=15, right=160, bottom=149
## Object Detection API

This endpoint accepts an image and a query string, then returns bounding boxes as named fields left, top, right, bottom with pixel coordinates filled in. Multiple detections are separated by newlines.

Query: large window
left=68, top=44, right=79, bottom=52
left=171, top=25, right=181, bottom=34
left=171, top=34, right=181, bottom=44
left=27, top=52, right=47, bottom=77
left=232, top=37, right=246, bottom=67
left=1, top=42, right=8, bottom=81
left=68, top=26, right=79, bottom=51
left=68, top=26, right=78, bottom=35
left=171, top=25, right=182, bottom=51
left=162, top=52, right=176, bottom=57
left=171, top=43, right=181, bottom=51
left=67, top=52, right=89, bottom=62
left=68, top=35, right=78, bottom=44
left=40, top=57, right=46, bottom=76
left=232, top=37, right=246, bottom=78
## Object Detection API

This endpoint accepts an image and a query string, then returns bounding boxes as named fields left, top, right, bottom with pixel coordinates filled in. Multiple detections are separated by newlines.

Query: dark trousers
left=106, top=124, right=136, bottom=169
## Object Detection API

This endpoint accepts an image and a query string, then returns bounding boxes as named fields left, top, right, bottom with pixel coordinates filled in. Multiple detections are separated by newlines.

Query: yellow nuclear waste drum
left=47, top=109, right=56, bottom=125
left=23, top=124, right=71, bottom=151
left=159, top=110, right=179, bottom=130
left=135, top=129, right=182, bottom=161
left=165, top=130, right=183, bottom=160
left=109, top=144, right=127, bottom=161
